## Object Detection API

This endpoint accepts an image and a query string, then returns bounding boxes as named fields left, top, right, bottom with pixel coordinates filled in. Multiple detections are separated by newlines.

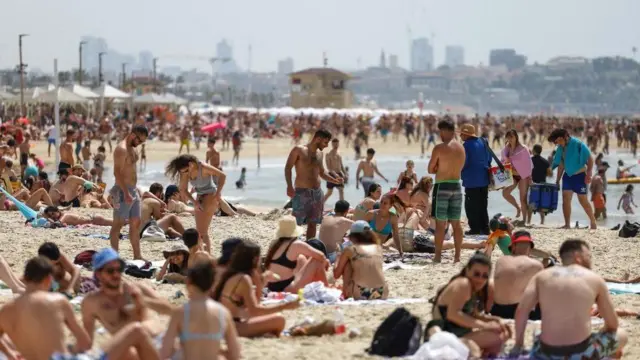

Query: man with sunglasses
left=81, top=248, right=174, bottom=355
left=109, top=125, right=148, bottom=260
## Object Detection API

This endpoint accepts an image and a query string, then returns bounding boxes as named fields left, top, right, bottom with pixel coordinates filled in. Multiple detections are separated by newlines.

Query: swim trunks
left=360, top=177, right=375, bottom=196
left=58, top=162, right=71, bottom=174
left=326, top=171, right=344, bottom=189
left=593, top=193, right=605, bottom=209
left=291, top=188, right=324, bottom=225
left=530, top=331, right=620, bottom=360
left=48, top=138, right=56, bottom=145
left=489, top=302, right=541, bottom=320
left=19, top=152, right=28, bottom=166
left=109, top=185, right=141, bottom=221
left=562, top=172, right=587, bottom=195
left=181, top=139, right=190, bottom=146
left=431, top=180, right=463, bottom=221
left=83, top=160, right=91, bottom=171
left=60, top=197, right=81, bottom=208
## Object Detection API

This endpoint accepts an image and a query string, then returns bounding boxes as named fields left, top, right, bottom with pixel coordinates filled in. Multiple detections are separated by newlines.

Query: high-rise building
left=489, top=49, right=527, bottom=70
left=379, top=49, right=386, bottom=68
left=444, top=46, right=465, bottom=67
left=410, top=37, right=433, bottom=72
left=215, top=39, right=238, bottom=74
left=138, top=51, right=153, bottom=71
left=389, top=54, right=399, bottom=69
left=277, top=57, right=294, bottom=74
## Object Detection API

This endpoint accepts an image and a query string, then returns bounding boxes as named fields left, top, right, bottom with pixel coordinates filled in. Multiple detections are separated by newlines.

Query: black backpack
left=619, top=221, right=640, bottom=238
left=413, top=234, right=436, bottom=253
left=367, top=307, right=423, bottom=357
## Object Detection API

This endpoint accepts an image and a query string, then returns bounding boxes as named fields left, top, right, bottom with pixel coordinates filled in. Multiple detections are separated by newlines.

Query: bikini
left=267, top=241, right=297, bottom=292
left=369, top=212, right=393, bottom=236
left=189, top=163, right=218, bottom=202
left=350, top=247, right=385, bottom=300
left=221, top=278, right=246, bottom=324
left=180, top=300, right=225, bottom=342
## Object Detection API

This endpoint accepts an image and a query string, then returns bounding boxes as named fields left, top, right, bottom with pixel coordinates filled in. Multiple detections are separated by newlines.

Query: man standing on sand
left=18, top=132, right=31, bottom=178
left=324, top=138, right=348, bottom=203
left=489, top=230, right=544, bottom=320
left=59, top=129, right=75, bottom=175
left=109, top=125, right=148, bottom=260
left=459, top=123, right=492, bottom=235
left=514, top=239, right=627, bottom=358
left=427, top=118, right=465, bottom=263
left=355, top=148, right=388, bottom=196
left=549, top=128, right=597, bottom=229
left=285, top=129, right=343, bottom=239
left=99, top=113, right=113, bottom=152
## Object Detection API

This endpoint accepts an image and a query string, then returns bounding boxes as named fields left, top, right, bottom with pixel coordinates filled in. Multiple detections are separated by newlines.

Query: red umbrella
left=17, top=117, right=29, bottom=125
left=201, top=122, right=226, bottom=133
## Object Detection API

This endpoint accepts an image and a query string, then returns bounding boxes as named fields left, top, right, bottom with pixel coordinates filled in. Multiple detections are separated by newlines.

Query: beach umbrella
left=201, top=122, right=226, bottom=132
left=17, top=117, right=29, bottom=125
left=69, top=85, right=99, bottom=99
left=92, top=84, right=130, bottom=99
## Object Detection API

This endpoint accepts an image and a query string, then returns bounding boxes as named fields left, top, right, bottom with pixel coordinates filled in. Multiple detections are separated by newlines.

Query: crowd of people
left=0, top=109, right=636, bottom=359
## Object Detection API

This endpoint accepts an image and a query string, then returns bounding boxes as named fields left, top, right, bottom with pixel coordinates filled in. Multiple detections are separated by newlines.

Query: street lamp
left=18, top=33, right=29, bottom=116
left=98, top=52, right=106, bottom=85
left=78, top=41, right=87, bottom=85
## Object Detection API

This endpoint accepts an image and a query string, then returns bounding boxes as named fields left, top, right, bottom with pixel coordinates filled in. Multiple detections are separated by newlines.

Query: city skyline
left=0, top=0, right=638, bottom=74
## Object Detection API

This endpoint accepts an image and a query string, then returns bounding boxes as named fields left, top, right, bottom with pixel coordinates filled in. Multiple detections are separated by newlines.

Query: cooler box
left=529, top=183, right=559, bottom=214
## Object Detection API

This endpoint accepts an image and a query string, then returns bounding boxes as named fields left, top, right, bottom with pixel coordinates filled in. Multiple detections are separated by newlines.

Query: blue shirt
left=551, top=137, right=590, bottom=176
left=462, top=137, right=492, bottom=188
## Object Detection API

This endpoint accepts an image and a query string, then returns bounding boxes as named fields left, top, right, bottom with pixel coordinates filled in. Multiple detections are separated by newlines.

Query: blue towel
left=0, top=186, right=38, bottom=221
left=607, top=282, right=640, bottom=295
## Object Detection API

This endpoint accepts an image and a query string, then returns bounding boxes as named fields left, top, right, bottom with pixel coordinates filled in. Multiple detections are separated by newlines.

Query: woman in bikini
left=362, top=193, right=404, bottom=256
left=334, top=221, right=387, bottom=300
left=410, top=176, right=433, bottom=230
left=213, top=239, right=299, bottom=337
left=352, top=183, right=382, bottom=221
left=264, top=215, right=329, bottom=292
left=395, top=176, right=415, bottom=206
left=161, top=260, right=241, bottom=360
left=166, top=154, right=227, bottom=253
left=396, top=160, right=418, bottom=185
left=428, top=252, right=510, bottom=357
left=501, top=129, right=532, bottom=224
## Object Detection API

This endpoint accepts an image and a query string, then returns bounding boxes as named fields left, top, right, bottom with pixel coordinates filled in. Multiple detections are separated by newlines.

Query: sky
left=0, top=0, right=638, bottom=73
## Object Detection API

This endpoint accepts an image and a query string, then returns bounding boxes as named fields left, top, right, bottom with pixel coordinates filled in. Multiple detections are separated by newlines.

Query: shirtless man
left=81, top=248, right=173, bottom=357
left=489, top=231, right=543, bottom=320
left=49, top=171, right=95, bottom=207
left=318, top=200, right=353, bottom=264
left=37, top=241, right=81, bottom=295
left=18, top=132, right=31, bottom=178
left=183, top=228, right=214, bottom=268
left=99, top=114, right=113, bottom=152
left=206, top=137, right=221, bottom=169
left=427, top=118, right=465, bottom=263
left=514, top=239, right=627, bottom=359
left=58, top=129, right=75, bottom=175
left=81, top=140, right=92, bottom=172
left=355, top=148, right=388, bottom=196
left=324, top=138, right=348, bottom=203
left=109, top=125, right=148, bottom=260
left=285, top=129, right=343, bottom=239
left=179, top=126, right=190, bottom=154
left=75, top=129, right=84, bottom=164
left=141, top=183, right=186, bottom=238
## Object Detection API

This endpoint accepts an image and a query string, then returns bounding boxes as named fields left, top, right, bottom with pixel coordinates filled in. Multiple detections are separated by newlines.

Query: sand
left=0, top=207, right=638, bottom=359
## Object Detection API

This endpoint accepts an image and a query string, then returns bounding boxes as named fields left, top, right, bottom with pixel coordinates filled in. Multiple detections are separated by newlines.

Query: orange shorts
left=593, top=193, right=606, bottom=209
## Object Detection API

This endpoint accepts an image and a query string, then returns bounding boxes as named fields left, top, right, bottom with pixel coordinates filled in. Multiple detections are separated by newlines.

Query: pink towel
left=502, top=145, right=533, bottom=179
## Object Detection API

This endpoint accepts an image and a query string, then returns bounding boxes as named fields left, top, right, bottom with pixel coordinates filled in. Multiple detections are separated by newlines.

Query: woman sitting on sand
left=42, top=205, right=113, bottom=226
left=395, top=176, right=414, bottom=206
left=213, top=239, right=300, bottom=337
left=409, top=176, right=433, bottom=230
left=334, top=221, right=388, bottom=300
left=161, top=260, right=241, bottom=360
left=352, top=183, right=382, bottom=221
left=362, top=194, right=404, bottom=254
left=501, top=129, right=532, bottom=224
left=156, top=243, right=190, bottom=283
left=397, top=160, right=418, bottom=185
left=166, top=154, right=226, bottom=253
left=428, top=252, right=510, bottom=357
left=264, top=216, right=330, bottom=292
left=80, top=183, right=112, bottom=209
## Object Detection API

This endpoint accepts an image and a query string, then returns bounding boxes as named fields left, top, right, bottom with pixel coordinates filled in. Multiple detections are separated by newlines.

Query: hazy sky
left=0, top=0, right=637, bottom=72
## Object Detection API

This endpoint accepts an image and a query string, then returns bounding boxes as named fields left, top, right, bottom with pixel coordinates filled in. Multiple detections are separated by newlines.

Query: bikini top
left=189, top=163, right=218, bottom=195
left=369, top=211, right=392, bottom=236
left=222, top=278, right=245, bottom=308
left=271, top=240, right=298, bottom=269
left=180, top=300, right=225, bottom=342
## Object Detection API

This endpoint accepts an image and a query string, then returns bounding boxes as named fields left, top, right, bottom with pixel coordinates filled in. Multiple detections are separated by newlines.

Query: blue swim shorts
left=562, top=172, right=587, bottom=195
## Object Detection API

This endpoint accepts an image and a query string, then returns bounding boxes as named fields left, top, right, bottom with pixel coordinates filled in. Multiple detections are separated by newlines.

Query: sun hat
left=92, top=248, right=124, bottom=271
left=218, top=237, right=243, bottom=265
left=458, top=123, right=477, bottom=138
left=350, top=220, right=371, bottom=234
left=510, top=234, right=534, bottom=249
left=275, top=215, right=303, bottom=238
left=162, top=243, right=189, bottom=259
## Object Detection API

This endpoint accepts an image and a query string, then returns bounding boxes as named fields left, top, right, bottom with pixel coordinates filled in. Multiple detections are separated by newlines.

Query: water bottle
left=333, top=307, right=346, bottom=334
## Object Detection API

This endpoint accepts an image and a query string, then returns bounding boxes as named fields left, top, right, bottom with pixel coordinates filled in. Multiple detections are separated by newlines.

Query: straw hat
left=275, top=215, right=303, bottom=239
left=162, top=243, right=189, bottom=259
left=458, top=123, right=477, bottom=138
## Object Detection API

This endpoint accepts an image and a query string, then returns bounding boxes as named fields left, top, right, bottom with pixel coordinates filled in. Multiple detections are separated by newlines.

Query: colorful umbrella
left=201, top=122, right=226, bottom=132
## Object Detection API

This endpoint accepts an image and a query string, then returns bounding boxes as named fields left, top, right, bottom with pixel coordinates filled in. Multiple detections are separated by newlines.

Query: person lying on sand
left=165, top=184, right=195, bottom=216
left=605, top=272, right=640, bottom=284
left=42, top=205, right=113, bottom=227
left=141, top=183, right=186, bottom=238
left=0, top=256, right=161, bottom=360
left=0, top=187, right=53, bottom=211
left=81, top=249, right=174, bottom=353
left=161, top=260, right=241, bottom=360
left=213, top=239, right=299, bottom=338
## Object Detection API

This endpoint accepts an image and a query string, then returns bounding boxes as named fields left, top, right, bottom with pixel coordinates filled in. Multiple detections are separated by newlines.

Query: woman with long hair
left=501, top=129, right=532, bottom=224
left=352, top=183, right=382, bottom=221
left=213, top=239, right=299, bottom=337
left=395, top=176, right=415, bottom=205
left=410, top=176, right=433, bottom=229
left=428, top=252, right=509, bottom=357
left=165, top=154, right=226, bottom=253
left=362, top=193, right=405, bottom=256
left=264, top=216, right=329, bottom=292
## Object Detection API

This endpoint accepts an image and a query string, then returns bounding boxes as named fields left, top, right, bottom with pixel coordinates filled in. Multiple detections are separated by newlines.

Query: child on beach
left=590, top=167, right=607, bottom=220
left=397, top=160, right=418, bottom=185
left=29, top=153, right=45, bottom=171
left=81, top=140, right=92, bottom=172
left=529, top=144, right=551, bottom=224
left=93, top=145, right=106, bottom=183
left=235, top=167, right=247, bottom=189
left=618, top=184, right=638, bottom=214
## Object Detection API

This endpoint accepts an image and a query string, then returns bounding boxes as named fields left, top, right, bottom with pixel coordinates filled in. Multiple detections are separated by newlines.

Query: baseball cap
left=92, top=248, right=124, bottom=271
left=350, top=220, right=371, bottom=234
left=510, top=234, right=534, bottom=249
left=217, top=238, right=242, bottom=266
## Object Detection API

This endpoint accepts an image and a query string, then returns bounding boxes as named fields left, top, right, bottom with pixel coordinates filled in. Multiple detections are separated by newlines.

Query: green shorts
left=431, top=181, right=462, bottom=221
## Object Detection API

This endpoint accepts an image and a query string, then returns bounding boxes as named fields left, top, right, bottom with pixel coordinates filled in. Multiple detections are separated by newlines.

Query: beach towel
left=607, top=282, right=640, bottom=294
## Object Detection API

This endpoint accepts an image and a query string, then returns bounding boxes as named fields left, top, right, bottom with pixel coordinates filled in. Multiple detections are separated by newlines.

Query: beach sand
left=0, top=208, right=637, bottom=359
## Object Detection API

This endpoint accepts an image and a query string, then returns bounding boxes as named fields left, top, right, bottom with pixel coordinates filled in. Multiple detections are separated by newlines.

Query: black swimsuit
left=266, top=241, right=297, bottom=292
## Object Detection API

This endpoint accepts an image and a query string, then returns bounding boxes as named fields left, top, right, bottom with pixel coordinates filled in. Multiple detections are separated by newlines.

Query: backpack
left=74, top=250, right=97, bottom=269
left=413, top=234, right=436, bottom=253
left=367, top=307, right=423, bottom=357
left=619, top=221, right=640, bottom=238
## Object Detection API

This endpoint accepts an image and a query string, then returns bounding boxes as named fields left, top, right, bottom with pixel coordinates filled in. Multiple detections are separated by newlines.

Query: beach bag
left=528, top=183, right=559, bottom=214
left=141, top=220, right=166, bottom=242
left=74, top=250, right=97, bottom=269
left=489, top=164, right=513, bottom=190
left=398, top=225, right=416, bottom=252
left=413, top=234, right=435, bottom=253
left=367, top=307, right=423, bottom=357
left=618, top=221, right=640, bottom=238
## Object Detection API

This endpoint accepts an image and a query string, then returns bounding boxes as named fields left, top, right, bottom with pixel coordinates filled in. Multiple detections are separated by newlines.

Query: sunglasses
left=472, top=271, right=489, bottom=279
